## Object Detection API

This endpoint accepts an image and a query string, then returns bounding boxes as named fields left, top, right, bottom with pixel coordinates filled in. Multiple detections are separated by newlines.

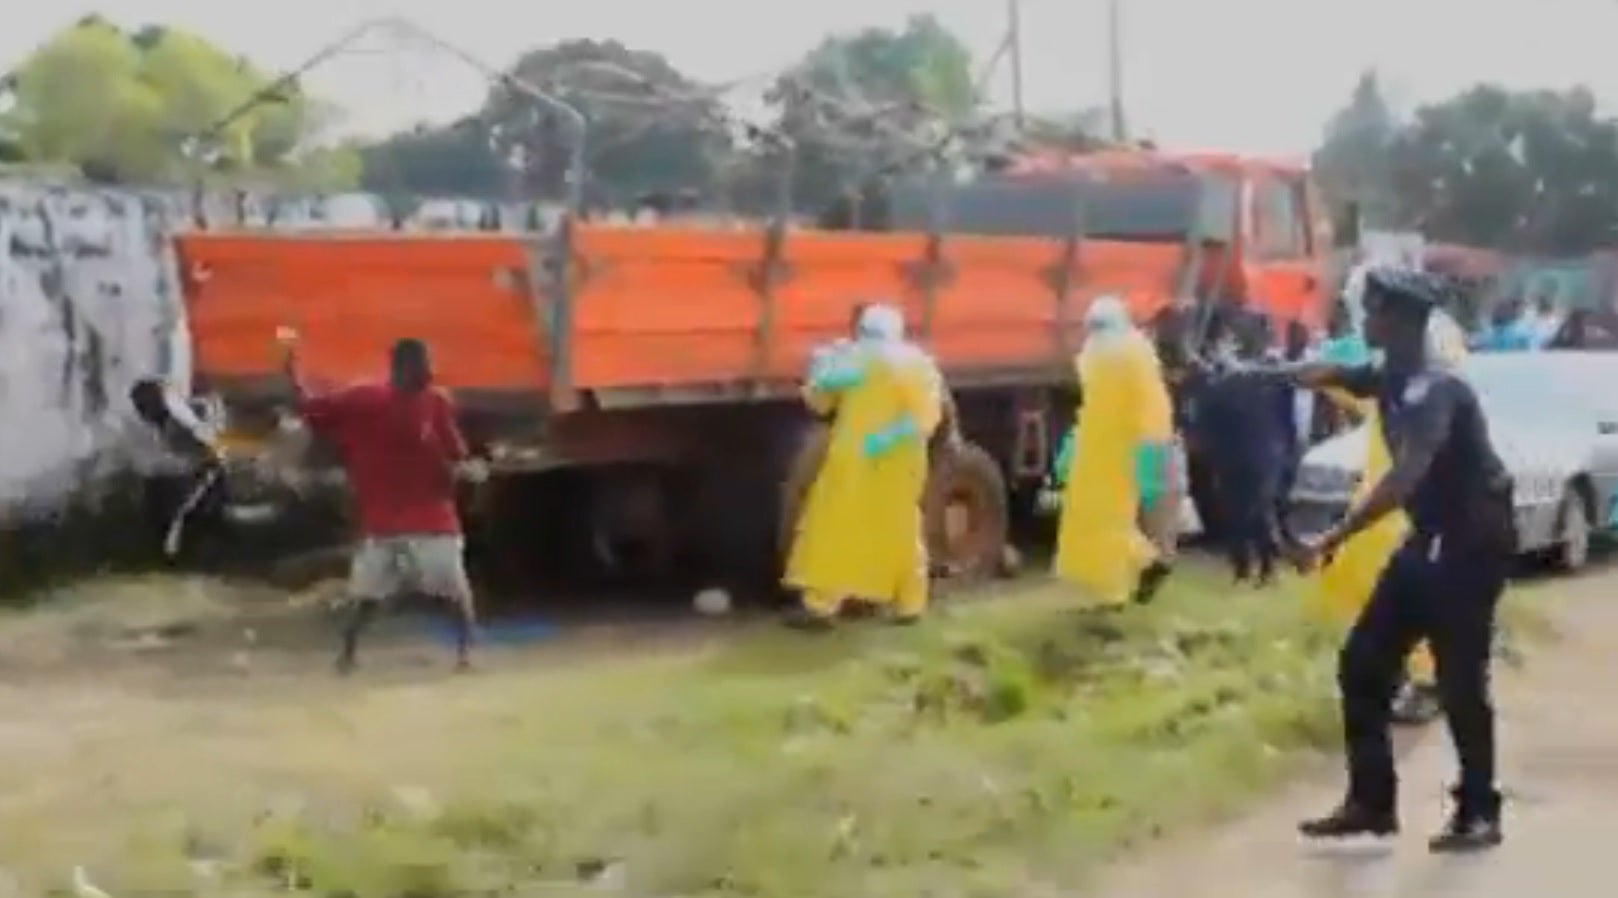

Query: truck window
left=1196, top=175, right=1239, bottom=241
left=887, top=173, right=1227, bottom=242
left=1254, top=177, right=1307, bottom=259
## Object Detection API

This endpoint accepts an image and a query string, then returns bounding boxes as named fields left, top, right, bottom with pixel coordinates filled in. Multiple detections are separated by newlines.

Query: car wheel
left=1555, top=485, right=1592, bottom=573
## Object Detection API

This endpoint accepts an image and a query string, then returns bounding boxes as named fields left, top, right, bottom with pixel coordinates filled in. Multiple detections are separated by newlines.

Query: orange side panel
left=566, top=226, right=768, bottom=389
left=177, top=226, right=1186, bottom=400
left=765, top=231, right=927, bottom=380
left=565, top=225, right=1183, bottom=390
left=175, top=234, right=547, bottom=391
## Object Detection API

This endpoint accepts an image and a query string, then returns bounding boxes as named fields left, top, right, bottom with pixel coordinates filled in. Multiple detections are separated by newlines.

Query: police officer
left=1277, top=267, right=1514, bottom=852
left=1199, top=310, right=1290, bottom=584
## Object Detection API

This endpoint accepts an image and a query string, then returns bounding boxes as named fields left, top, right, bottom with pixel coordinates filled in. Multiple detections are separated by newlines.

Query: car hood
left=1303, top=420, right=1588, bottom=477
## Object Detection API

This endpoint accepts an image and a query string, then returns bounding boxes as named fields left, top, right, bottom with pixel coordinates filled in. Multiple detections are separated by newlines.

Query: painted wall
left=0, top=183, right=192, bottom=520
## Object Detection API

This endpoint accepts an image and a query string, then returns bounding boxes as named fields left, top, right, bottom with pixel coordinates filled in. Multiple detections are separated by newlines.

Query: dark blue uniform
left=1199, top=362, right=1294, bottom=582
left=1325, top=361, right=1515, bottom=828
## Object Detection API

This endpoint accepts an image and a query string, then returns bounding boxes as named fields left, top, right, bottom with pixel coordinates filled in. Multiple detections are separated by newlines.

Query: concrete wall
left=0, top=183, right=191, bottom=520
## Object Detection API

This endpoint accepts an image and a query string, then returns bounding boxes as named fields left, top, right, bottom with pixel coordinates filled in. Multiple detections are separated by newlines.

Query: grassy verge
left=2, top=562, right=1553, bottom=897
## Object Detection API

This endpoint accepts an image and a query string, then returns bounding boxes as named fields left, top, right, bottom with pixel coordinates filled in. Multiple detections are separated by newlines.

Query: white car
left=1289, top=351, right=1618, bottom=571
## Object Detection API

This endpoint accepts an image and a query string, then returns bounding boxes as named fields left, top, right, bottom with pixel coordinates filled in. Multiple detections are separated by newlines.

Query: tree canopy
left=359, top=17, right=983, bottom=213
left=767, top=14, right=979, bottom=211
left=1312, top=71, right=1399, bottom=227
left=1315, top=75, right=1618, bottom=256
left=0, top=18, right=360, bottom=189
left=360, top=39, right=733, bottom=205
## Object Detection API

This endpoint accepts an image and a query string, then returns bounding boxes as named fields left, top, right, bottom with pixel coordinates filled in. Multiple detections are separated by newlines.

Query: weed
left=0, top=561, right=1554, bottom=897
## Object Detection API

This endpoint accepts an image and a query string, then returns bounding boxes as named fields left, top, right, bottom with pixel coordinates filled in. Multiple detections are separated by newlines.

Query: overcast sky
left=6, top=0, right=1618, bottom=157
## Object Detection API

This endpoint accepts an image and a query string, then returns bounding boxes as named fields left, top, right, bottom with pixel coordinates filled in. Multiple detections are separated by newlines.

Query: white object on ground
left=693, top=587, right=732, bottom=616
left=71, top=866, right=112, bottom=898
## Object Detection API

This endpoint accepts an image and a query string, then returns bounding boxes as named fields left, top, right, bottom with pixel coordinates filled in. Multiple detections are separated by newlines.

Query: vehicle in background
left=168, top=148, right=1339, bottom=588
left=1289, top=352, right=1618, bottom=572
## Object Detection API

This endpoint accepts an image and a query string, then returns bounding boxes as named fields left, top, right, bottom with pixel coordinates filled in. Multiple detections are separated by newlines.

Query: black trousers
left=1273, top=447, right=1301, bottom=543
left=1339, top=533, right=1507, bottom=816
left=1217, top=464, right=1280, bottom=580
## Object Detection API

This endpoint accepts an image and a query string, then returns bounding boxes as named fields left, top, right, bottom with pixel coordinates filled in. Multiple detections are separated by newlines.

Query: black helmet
left=1362, top=266, right=1448, bottom=316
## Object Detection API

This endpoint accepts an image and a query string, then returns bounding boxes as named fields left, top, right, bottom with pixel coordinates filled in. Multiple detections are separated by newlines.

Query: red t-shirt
left=299, top=382, right=469, bottom=536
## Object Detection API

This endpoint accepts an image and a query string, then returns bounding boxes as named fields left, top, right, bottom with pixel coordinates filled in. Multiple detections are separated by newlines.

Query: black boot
left=1429, top=788, right=1503, bottom=853
left=1132, top=560, right=1172, bottom=604
left=781, top=607, right=835, bottom=632
left=1299, top=801, right=1399, bottom=840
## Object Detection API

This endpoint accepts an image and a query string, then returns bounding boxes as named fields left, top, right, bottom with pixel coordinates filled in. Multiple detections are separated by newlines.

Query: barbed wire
left=178, top=17, right=1040, bottom=213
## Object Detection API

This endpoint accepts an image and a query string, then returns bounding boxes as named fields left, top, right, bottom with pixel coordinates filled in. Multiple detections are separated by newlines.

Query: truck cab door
left=1244, top=172, right=1324, bottom=333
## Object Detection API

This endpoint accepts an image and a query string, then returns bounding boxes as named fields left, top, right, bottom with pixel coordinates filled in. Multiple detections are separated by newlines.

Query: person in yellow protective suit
left=783, top=303, right=943, bottom=628
left=1053, top=296, right=1177, bottom=608
left=1313, top=308, right=1468, bottom=724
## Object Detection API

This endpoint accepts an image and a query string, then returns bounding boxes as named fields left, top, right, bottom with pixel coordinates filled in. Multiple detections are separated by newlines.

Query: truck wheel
left=777, top=422, right=832, bottom=564
left=925, top=442, right=1011, bottom=582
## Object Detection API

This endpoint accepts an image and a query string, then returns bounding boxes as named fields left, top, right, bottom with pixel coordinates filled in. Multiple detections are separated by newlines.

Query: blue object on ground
left=422, top=615, right=556, bottom=648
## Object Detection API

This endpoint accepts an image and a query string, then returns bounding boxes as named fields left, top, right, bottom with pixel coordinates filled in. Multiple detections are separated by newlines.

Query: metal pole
left=1107, top=0, right=1128, bottom=143
left=1008, top=0, right=1026, bottom=129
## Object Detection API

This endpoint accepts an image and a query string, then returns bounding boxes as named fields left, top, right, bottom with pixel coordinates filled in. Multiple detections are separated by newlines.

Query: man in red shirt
left=279, top=330, right=483, bottom=673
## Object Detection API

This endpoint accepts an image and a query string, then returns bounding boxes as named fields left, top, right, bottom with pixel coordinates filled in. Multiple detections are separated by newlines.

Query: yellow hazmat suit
left=784, top=306, right=942, bottom=620
left=1053, top=300, right=1174, bottom=607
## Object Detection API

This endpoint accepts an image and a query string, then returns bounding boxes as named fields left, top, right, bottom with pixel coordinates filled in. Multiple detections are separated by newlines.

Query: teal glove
left=1319, top=335, right=1371, bottom=366
left=1050, top=429, right=1075, bottom=488
left=861, top=415, right=919, bottom=459
left=808, top=347, right=866, bottom=392
left=1135, top=442, right=1171, bottom=510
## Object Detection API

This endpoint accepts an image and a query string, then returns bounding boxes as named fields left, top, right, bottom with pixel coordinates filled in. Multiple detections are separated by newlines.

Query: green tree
left=488, top=39, right=731, bottom=203
left=359, top=118, right=507, bottom=198
left=1385, top=85, right=1618, bottom=254
left=0, top=18, right=167, bottom=180
left=1313, top=70, right=1399, bottom=227
left=361, top=39, right=730, bottom=206
left=0, top=19, right=358, bottom=188
left=768, top=14, right=978, bottom=212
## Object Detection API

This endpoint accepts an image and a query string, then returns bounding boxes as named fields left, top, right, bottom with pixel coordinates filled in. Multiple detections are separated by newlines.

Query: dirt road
left=1095, top=569, right=1618, bottom=898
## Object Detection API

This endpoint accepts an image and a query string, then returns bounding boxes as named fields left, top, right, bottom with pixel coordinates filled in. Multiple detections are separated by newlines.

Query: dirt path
left=1094, top=570, right=1618, bottom=898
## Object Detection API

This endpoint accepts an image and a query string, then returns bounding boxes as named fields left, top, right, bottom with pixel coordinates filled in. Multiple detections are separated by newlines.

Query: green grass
left=0, top=562, right=1554, bottom=897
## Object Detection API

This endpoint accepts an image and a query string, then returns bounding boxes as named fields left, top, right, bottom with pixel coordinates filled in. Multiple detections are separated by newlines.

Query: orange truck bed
left=175, top=224, right=1195, bottom=406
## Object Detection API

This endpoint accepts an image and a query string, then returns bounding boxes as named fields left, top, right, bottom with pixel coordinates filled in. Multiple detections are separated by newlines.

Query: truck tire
left=777, top=430, right=1013, bottom=584
left=924, top=442, right=1011, bottom=582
